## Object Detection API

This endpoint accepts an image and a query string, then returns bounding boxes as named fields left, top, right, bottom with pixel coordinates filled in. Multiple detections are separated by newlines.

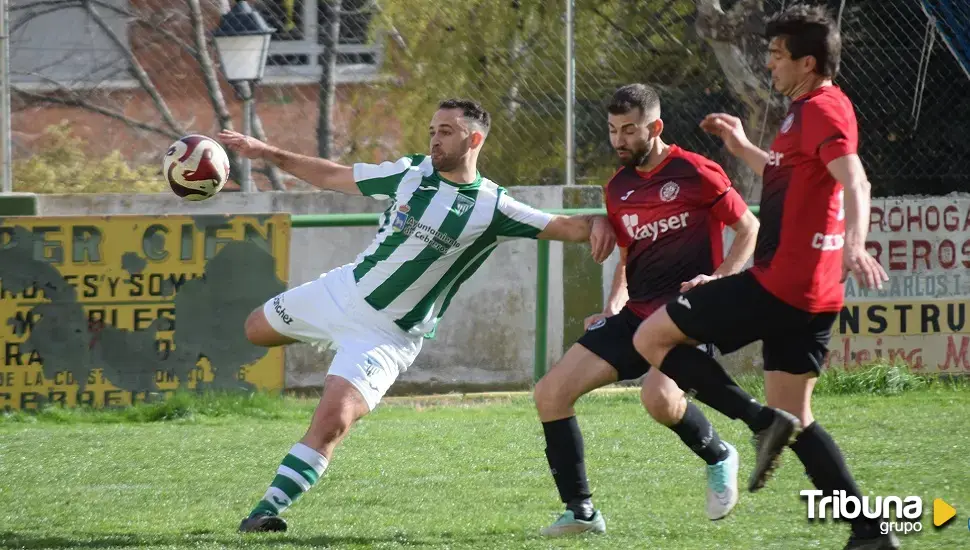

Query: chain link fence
left=5, top=0, right=969, bottom=196
left=829, top=0, right=970, bottom=195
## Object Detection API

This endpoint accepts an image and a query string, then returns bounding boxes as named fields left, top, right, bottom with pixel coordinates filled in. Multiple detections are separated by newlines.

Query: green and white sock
left=251, top=443, right=329, bottom=516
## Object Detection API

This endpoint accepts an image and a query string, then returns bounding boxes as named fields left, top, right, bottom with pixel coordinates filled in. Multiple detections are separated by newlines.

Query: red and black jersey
left=752, top=85, right=858, bottom=313
left=605, top=145, right=748, bottom=319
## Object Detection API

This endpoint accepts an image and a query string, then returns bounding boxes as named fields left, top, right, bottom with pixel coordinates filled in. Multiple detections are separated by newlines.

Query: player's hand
left=680, top=274, right=718, bottom=293
left=584, top=312, right=609, bottom=330
left=589, top=216, right=616, bottom=264
left=700, top=113, right=751, bottom=158
left=218, top=129, right=269, bottom=159
left=841, top=245, right=888, bottom=290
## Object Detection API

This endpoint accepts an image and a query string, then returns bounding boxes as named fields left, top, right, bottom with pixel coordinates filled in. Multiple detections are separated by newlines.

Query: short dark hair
left=438, top=98, right=491, bottom=135
left=766, top=4, right=841, bottom=77
left=607, top=84, right=661, bottom=118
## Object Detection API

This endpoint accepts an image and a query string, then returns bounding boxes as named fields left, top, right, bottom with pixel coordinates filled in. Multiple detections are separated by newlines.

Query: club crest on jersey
left=453, top=194, right=474, bottom=216
left=392, top=210, right=409, bottom=232
left=781, top=113, right=795, bottom=134
left=660, top=181, right=680, bottom=202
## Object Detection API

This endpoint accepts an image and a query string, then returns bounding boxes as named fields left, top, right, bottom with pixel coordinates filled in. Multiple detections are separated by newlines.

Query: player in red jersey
left=632, top=5, right=894, bottom=550
left=533, top=83, right=760, bottom=536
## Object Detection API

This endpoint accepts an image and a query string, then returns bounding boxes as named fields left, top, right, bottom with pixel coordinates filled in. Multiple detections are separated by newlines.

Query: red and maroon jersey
left=752, top=85, right=858, bottom=313
left=606, top=145, right=748, bottom=319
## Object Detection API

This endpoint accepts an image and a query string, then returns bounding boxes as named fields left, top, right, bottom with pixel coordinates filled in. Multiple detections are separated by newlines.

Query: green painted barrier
left=0, top=193, right=38, bottom=216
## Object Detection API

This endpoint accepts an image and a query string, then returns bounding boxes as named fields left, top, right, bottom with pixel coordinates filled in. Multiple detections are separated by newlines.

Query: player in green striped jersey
left=219, top=98, right=616, bottom=533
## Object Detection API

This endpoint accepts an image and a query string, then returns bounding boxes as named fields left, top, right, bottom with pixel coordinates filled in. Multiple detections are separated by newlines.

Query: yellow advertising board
left=0, top=214, right=290, bottom=410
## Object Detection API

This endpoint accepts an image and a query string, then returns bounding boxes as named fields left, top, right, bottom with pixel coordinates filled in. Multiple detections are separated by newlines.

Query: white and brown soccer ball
left=162, top=134, right=231, bottom=201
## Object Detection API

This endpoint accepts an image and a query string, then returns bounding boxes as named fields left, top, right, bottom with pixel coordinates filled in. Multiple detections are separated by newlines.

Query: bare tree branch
left=9, top=0, right=77, bottom=11
left=14, top=0, right=286, bottom=192
left=251, top=111, right=287, bottom=191
left=86, top=0, right=151, bottom=20
left=37, top=0, right=201, bottom=63
left=186, top=0, right=232, bottom=131
left=11, top=3, right=81, bottom=34
left=228, top=82, right=286, bottom=192
left=183, top=0, right=274, bottom=189
left=87, top=0, right=200, bottom=56
left=370, top=1, right=410, bottom=57
left=317, top=0, right=340, bottom=159
left=694, top=0, right=786, bottom=202
left=84, top=0, right=185, bottom=135
left=694, top=0, right=772, bottom=99
left=13, top=88, right=183, bottom=141
left=139, top=29, right=198, bottom=61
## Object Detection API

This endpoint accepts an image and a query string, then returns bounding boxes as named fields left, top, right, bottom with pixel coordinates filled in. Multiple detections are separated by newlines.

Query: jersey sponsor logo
left=621, top=189, right=636, bottom=201
left=768, top=150, right=785, bottom=167
left=781, top=113, right=795, bottom=133
left=812, top=232, right=845, bottom=251
left=621, top=212, right=690, bottom=242
left=272, top=295, right=294, bottom=325
left=660, top=181, right=680, bottom=202
left=453, top=194, right=474, bottom=216
left=393, top=214, right=462, bottom=254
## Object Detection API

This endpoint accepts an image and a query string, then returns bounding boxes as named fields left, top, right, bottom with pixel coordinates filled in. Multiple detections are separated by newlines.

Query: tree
left=369, top=0, right=724, bottom=188
left=9, top=0, right=286, bottom=190
left=693, top=0, right=786, bottom=202
left=316, top=0, right=340, bottom=158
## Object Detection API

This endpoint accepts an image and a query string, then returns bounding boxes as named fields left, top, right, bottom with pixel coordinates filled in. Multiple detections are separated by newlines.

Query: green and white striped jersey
left=351, top=154, right=553, bottom=336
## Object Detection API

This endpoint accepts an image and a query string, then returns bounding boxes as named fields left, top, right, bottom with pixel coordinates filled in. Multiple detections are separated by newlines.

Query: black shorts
left=666, top=271, right=837, bottom=375
left=577, top=307, right=713, bottom=381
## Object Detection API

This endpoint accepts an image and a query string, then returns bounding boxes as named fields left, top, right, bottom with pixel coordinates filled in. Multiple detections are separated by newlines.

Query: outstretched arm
left=218, top=130, right=359, bottom=194
left=538, top=215, right=616, bottom=263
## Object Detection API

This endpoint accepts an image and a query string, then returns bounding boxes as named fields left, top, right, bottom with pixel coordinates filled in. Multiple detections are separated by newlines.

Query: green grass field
left=1, top=368, right=968, bottom=549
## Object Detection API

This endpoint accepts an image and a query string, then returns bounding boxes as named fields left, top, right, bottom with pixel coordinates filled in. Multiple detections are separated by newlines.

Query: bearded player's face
left=608, top=109, right=656, bottom=168
left=429, top=109, right=476, bottom=172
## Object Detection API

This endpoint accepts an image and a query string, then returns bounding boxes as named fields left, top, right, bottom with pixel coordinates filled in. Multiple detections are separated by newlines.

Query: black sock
left=668, top=402, right=730, bottom=465
left=542, top=417, right=594, bottom=520
left=660, top=344, right=775, bottom=432
left=790, top=423, right=880, bottom=539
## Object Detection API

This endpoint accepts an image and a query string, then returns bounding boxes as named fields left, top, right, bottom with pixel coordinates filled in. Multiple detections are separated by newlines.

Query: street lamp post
left=213, top=1, right=275, bottom=193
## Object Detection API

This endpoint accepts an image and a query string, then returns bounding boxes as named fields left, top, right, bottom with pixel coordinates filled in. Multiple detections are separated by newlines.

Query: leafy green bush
left=14, top=122, right=166, bottom=194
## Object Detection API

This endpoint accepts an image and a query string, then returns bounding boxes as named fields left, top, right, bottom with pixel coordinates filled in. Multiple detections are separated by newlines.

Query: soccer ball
left=162, top=134, right=231, bottom=201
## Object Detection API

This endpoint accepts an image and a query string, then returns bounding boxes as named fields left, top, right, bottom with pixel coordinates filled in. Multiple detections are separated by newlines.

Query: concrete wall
left=35, top=188, right=567, bottom=393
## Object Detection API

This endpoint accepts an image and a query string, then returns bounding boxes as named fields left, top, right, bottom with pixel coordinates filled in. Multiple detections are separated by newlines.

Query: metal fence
left=3, top=0, right=968, bottom=198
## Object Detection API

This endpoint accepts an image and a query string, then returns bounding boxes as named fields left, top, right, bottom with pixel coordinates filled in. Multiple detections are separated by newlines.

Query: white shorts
left=263, top=264, right=423, bottom=410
